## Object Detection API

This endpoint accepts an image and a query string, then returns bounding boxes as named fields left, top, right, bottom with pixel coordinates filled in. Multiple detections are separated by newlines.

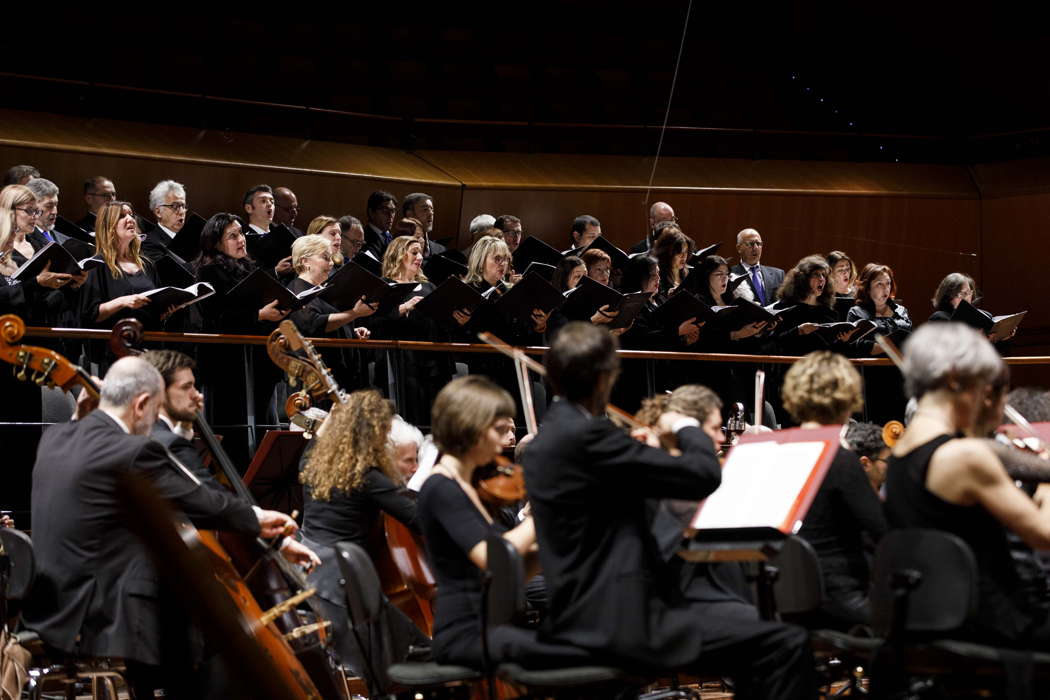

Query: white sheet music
left=691, top=440, right=829, bottom=531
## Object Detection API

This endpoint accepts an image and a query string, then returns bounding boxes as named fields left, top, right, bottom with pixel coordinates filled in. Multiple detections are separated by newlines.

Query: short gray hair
left=469, top=214, right=496, bottom=236
left=148, top=180, right=186, bottom=211
left=99, top=357, right=163, bottom=409
left=25, top=177, right=58, bottom=200
left=902, top=323, right=1003, bottom=399
left=736, top=227, right=760, bottom=245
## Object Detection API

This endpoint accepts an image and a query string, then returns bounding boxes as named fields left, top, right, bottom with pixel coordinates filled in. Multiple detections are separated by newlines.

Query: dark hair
left=619, top=255, right=658, bottom=293
left=844, top=421, right=886, bottom=461
left=1006, top=387, right=1050, bottom=423
left=571, top=214, right=600, bottom=237
left=826, top=250, right=856, bottom=281
left=83, top=175, right=112, bottom=194
left=3, top=165, right=39, bottom=186
left=695, top=254, right=730, bottom=304
left=140, top=349, right=196, bottom=388
left=545, top=322, right=620, bottom=403
left=653, top=220, right=682, bottom=238
left=367, top=190, right=397, bottom=212
left=652, top=228, right=693, bottom=288
left=194, top=212, right=254, bottom=275
left=776, top=255, right=834, bottom=307
left=931, top=272, right=977, bottom=311
left=855, top=263, right=897, bottom=306
left=552, top=255, right=585, bottom=292
left=338, top=214, right=362, bottom=234
left=493, top=214, right=521, bottom=231
left=401, top=192, right=432, bottom=216
left=242, top=184, right=272, bottom=207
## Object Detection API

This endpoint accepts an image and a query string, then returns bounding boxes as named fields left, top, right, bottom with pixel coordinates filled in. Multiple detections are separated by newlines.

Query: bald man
left=629, top=201, right=676, bottom=254
left=273, top=186, right=304, bottom=237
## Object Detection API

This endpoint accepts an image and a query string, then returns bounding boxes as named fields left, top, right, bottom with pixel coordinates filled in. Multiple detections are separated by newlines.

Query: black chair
left=868, top=529, right=1050, bottom=700
left=0, top=528, right=127, bottom=700
left=335, top=541, right=481, bottom=695
left=769, top=535, right=880, bottom=695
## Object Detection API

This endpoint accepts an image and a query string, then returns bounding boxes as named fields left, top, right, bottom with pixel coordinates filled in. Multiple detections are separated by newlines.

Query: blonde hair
left=306, top=215, right=343, bottom=266
left=96, top=201, right=146, bottom=278
left=465, top=236, right=511, bottom=285
left=381, top=235, right=429, bottom=282
left=431, top=375, right=515, bottom=458
left=0, top=184, right=35, bottom=264
left=291, top=234, right=331, bottom=274
left=300, top=390, right=396, bottom=500
left=782, top=351, right=863, bottom=424
left=667, top=384, right=722, bottom=423
left=634, top=394, right=670, bottom=427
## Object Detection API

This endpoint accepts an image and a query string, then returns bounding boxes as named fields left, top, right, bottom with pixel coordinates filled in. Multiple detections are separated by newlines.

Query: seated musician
left=522, top=322, right=816, bottom=699
left=844, top=421, right=891, bottom=494
left=391, top=416, right=424, bottom=481
left=193, top=212, right=290, bottom=428
left=783, top=351, right=887, bottom=630
left=78, top=201, right=156, bottom=328
left=770, top=255, right=838, bottom=355
left=885, top=322, right=1050, bottom=648
left=845, top=262, right=913, bottom=355
left=24, top=356, right=309, bottom=697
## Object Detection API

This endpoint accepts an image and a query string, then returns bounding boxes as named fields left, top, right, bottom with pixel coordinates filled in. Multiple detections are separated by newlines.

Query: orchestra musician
left=884, top=323, right=1050, bottom=648
left=522, top=322, right=816, bottom=699
left=23, top=356, right=307, bottom=698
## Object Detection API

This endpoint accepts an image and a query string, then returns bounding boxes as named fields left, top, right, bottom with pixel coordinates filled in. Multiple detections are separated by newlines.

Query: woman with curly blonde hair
left=782, top=351, right=886, bottom=631
left=300, top=389, right=419, bottom=550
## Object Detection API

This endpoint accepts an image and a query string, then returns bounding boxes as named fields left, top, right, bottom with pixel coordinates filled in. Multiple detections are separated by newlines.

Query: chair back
left=771, top=535, right=824, bottom=616
left=0, top=528, right=35, bottom=604
left=485, top=534, right=526, bottom=627
left=870, top=529, right=978, bottom=638
left=335, top=541, right=384, bottom=627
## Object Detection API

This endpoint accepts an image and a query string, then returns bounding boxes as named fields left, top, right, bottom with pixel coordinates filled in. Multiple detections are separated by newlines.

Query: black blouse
left=196, top=261, right=274, bottom=335
left=301, top=467, right=419, bottom=549
left=78, top=263, right=160, bottom=329
left=287, top=275, right=352, bottom=339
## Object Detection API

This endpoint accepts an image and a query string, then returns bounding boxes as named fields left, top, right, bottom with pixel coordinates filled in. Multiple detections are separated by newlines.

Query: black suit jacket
left=363, top=222, right=391, bottom=261
left=521, top=399, right=722, bottom=667
left=730, top=262, right=785, bottom=305
left=139, top=225, right=174, bottom=263
left=26, top=410, right=259, bottom=665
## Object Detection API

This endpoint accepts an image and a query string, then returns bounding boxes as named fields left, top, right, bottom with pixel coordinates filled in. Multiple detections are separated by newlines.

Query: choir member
left=629, top=200, right=676, bottom=254
left=562, top=214, right=602, bottom=253
left=551, top=254, right=586, bottom=293
left=401, top=192, right=436, bottom=240
left=2, top=164, right=38, bottom=187
left=826, top=250, right=857, bottom=320
left=393, top=216, right=426, bottom=240
left=493, top=214, right=523, bottom=254
left=581, top=247, right=612, bottom=287
left=305, top=215, right=344, bottom=268
left=651, top=227, right=693, bottom=301
left=885, top=322, right=1050, bottom=648
left=193, top=212, right=290, bottom=432
left=78, top=201, right=165, bottom=329
left=76, top=175, right=116, bottom=232
left=731, top=228, right=784, bottom=306
left=338, top=215, right=367, bottom=260
left=846, top=263, right=913, bottom=356
left=273, top=186, right=303, bottom=237
left=417, top=375, right=542, bottom=667
left=364, top=190, right=398, bottom=260
left=770, top=255, right=838, bottom=355
left=782, top=351, right=886, bottom=629
left=141, top=180, right=187, bottom=262
left=928, top=271, right=976, bottom=322
left=694, top=254, right=767, bottom=349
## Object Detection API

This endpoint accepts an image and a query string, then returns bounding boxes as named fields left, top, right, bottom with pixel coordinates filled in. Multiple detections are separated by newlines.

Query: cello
left=0, top=314, right=326, bottom=698
left=106, top=318, right=350, bottom=698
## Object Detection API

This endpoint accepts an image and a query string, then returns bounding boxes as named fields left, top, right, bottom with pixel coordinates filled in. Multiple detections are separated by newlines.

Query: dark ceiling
left=5, top=3, right=1049, bottom=163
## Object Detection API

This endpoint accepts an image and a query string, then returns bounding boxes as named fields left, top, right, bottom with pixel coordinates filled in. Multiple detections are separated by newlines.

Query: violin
left=475, top=453, right=527, bottom=507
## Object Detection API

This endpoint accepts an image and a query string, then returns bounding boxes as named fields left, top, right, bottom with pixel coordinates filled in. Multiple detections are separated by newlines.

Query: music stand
left=242, top=430, right=308, bottom=520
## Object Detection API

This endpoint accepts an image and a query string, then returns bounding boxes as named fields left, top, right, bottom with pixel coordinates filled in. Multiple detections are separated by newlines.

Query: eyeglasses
left=15, top=207, right=40, bottom=217
left=87, top=191, right=116, bottom=200
left=341, top=236, right=365, bottom=250
left=159, top=202, right=187, bottom=213
left=741, top=241, right=763, bottom=248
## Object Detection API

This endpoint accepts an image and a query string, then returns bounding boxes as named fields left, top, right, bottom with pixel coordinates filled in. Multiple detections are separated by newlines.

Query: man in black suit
left=75, top=175, right=116, bottom=232
left=402, top=192, right=447, bottom=259
left=522, top=323, right=815, bottom=699
left=273, top=186, right=305, bottom=238
left=25, top=356, right=312, bottom=696
left=731, top=228, right=784, bottom=306
left=628, top=201, right=676, bottom=254
left=560, top=214, right=602, bottom=254
left=363, top=190, right=398, bottom=261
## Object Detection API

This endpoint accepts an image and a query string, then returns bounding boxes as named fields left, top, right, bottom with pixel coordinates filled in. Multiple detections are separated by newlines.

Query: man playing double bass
left=24, top=356, right=315, bottom=698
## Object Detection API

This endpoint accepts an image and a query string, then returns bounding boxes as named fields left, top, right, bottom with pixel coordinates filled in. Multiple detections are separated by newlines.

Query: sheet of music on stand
left=680, top=426, right=841, bottom=562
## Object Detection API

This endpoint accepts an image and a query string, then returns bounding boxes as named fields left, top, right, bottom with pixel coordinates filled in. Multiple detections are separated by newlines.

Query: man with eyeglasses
left=25, top=177, right=61, bottom=244
left=273, top=186, right=304, bottom=237
left=363, top=190, right=398, bottom=260
left=629, top=201, right=677, bottom=254
left=401, top=192, right=446, bottom=259
left=337, top=215, right=366, bottom=260
left=493, top=214, right=523, bottom=254
left=76, top=175, right=117, bottom=232
left=141, top=180, right=188, bottom=263
left=731, top=228, right=784, bottom=307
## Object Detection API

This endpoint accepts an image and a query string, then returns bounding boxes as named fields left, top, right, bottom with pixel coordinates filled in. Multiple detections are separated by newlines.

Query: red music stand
left=242, top=430, right=308, bottom=521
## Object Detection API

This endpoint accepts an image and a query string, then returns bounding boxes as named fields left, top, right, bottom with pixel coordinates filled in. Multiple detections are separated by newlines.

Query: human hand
left=731, top=321, right=766, bottom=340
left=836, top=330, right=853, bottom=343
left=678, top=317, right=700, bottom=345
left=258, top=299, right=289, bottom=322
left=798, top=323, right=818, bottom=335
left=531, top=308, right=549, bottom=333
left=68, top=270, right=89, bottom=289
left=36, top=261, right=73, bottom=289
left=160, top=304, right=179, bottom=322
left=74, top=379, right=102, bottom=420
left=399, top=295, right=423, bottom=317
left=452, top=309, right=472, bottom=326
left=116, top=293, right=150, bottom=310
left=1, top=513, right=14, bottom=528
left=280, top=538, right=322, bottom=571
left=274, top=256, right=294, bottom=276
left=351, top=295, right=378, bottom=319
left=871, top=343, right=885, bottom=356
left=590, top=304, right=618, bottom=325
left=258, top=510, right=298, bottom=539
left=354, top=326, right=371, bottom=340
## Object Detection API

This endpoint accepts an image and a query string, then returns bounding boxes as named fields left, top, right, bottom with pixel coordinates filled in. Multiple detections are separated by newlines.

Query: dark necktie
left=751, top=265, right=767, bottom=305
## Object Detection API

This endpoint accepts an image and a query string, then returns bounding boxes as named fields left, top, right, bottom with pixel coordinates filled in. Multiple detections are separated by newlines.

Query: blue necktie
left=40, top=228, right=54, bottom=243
left=751, top=265, right=767, bottom=305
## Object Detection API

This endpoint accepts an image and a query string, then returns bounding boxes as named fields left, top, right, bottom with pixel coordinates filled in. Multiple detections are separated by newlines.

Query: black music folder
left=166, top=212, right=209, bottom=262
left=560, top=275, right=624, bottom=320
left=350, top=250, right=384, bottom=277
left=13, top=241, right=105, bottom=281
left=53, top=216, right=95, bottom=244
left=226, top=268, right=324, bottom=311
left=155, top=250, right=197, bottom=289
left=321, top=261, right=419, bottom=314
left=489, top=271, right=565, bottom=322
left=422, top=251, right=468, bottom=285
left=709, top=300, right=797, bottom=331
left=689, top=242, right=721, bottom=264
left=520, top=261, right=556, bottom=282
left=245, top=223, right=297, bottom=268
left=575, top=235, right=630, bottom=269
left=952, top=299, right=1026, bottom=338
left=606, top=291, right=652, bottom=330
left=810, top=319, right=877, bottom=344
left=654, top=289, right=718, bottom=329
left=141, top=282, right=215, bottom=313
left=413, top=276, right=485, bottom=322
left=513, top=236, right=564, bottom=271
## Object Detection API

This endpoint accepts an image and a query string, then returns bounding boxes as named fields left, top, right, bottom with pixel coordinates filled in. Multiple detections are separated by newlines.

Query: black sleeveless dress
left=884, top=435, right=1050, bottom=646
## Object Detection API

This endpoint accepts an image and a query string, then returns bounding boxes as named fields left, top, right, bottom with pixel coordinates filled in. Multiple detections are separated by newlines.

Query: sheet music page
left=691, top=440, right=828, bottom=530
